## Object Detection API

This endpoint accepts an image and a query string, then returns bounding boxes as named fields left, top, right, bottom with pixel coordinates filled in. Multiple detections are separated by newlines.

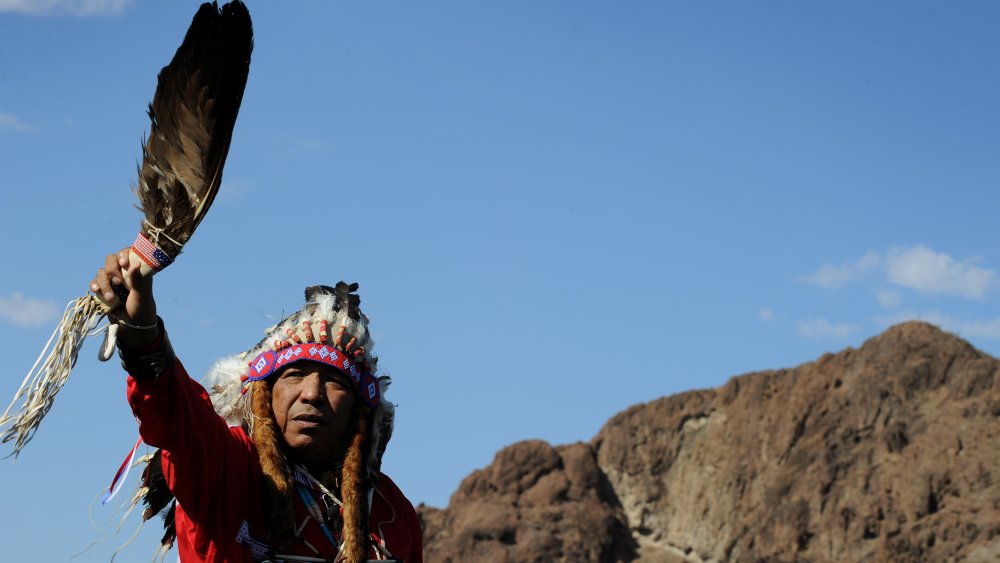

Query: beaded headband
left=243, top=343, right=380, bottom=408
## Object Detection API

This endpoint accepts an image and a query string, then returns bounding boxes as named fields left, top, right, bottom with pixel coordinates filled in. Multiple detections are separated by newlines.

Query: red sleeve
left=127, top=358, right=262, bottom=560
left=371, top=472, right=424, bottom=563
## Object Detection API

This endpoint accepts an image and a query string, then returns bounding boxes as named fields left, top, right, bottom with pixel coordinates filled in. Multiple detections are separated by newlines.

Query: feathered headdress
left=0, top=1, right=253, bottom=457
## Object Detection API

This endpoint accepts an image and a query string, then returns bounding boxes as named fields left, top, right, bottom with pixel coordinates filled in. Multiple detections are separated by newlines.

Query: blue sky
left=1, top=0, right=997, bottom=560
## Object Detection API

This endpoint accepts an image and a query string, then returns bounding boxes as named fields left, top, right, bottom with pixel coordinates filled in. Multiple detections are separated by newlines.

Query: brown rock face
left=420, top=322, right=1000, bottom=561
left=419, top=440, right=635, bottom=562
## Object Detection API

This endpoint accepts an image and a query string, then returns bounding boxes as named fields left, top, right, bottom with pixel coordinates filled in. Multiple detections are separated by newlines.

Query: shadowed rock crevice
left=420, top=322, right=1000, bottom=561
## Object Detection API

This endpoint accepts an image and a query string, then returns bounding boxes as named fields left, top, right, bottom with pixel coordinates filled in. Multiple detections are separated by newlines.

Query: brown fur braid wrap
left=249, top=380, right=295, bottom=548
left=340, top=405, right=372, bottom=562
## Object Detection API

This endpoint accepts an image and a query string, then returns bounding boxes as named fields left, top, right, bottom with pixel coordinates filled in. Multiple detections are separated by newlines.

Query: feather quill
left=0, top=1, right=253, bottom=457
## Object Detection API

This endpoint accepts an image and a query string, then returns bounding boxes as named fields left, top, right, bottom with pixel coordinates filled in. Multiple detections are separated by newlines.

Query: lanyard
left=295, top=482, right=340, bottom=551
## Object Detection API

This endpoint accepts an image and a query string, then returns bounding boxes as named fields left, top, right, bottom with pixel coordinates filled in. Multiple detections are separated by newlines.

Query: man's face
left=271, top=362, right=356, bottom=468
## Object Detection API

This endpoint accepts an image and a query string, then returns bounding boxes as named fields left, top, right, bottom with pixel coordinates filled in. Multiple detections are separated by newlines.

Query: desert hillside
left=418, top=322, right=1000, bottom=562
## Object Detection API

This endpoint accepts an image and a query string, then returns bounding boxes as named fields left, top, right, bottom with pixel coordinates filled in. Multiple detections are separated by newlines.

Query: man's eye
left=324, top=376, right=349, bottom=388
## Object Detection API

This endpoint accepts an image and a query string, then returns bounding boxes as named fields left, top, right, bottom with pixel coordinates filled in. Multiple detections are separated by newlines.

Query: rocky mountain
left=418, top=322, right=1000, bottom=562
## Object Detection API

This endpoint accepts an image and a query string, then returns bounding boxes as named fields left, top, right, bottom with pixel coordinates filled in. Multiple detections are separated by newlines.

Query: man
left=92, top=250, right=423, bottom=562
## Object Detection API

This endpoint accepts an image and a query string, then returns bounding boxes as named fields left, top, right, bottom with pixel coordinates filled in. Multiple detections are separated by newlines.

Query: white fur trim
left=202, top=355, right=247, bottom=426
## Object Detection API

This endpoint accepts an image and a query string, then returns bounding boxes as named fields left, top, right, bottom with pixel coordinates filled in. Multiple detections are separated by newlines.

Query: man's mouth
left=292, top=413, right=324, bottom=425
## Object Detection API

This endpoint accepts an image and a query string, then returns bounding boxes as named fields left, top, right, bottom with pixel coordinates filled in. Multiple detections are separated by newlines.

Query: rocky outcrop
left=419, top=322, right=1000, bottom=561
left=419, top=440, right=635, bottom=562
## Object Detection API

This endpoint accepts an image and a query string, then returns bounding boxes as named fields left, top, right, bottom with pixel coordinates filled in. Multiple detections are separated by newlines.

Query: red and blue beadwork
left=132, top=233, right=175, bottom=271
left=245, top=343, right=380, bottom=408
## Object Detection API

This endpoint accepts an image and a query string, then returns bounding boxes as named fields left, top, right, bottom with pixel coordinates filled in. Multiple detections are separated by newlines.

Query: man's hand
left=90, top=248, right=159, bottom=346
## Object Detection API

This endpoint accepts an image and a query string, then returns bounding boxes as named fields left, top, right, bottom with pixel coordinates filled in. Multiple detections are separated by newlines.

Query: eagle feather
left=137, top=0, right=253, bottom=256
left=0, top=1, right=253, bottom=457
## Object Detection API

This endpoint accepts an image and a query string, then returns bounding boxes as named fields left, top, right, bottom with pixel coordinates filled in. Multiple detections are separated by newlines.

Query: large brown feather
left=136, top=1, right=253, bottom=256
left=1, top=1, right=253, bottom=458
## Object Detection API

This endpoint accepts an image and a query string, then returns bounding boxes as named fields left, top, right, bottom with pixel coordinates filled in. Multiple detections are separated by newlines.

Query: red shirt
left=127, top=358, right=423, bottom=562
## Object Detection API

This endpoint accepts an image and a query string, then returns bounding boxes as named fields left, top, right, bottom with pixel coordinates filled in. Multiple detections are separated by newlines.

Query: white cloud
left=758, top=307, right=774, bottom=321
left=951, top=318, right=1000, bottom=340
left=885, top=245, right=994, bottom=299
left=797, top=317, right=856, bottom=340
left=0, top=112, right=38, bottom=133
left=217, top=180, right=249, bottom=203
left=800, top=251, right=879, bottom=289
left=877, top=288, right=902, bottom=308
left=0, top=0, right=131, bottom=15
left=0, top=292, right=60, bottom=328
left=802, top=246, right=995, bottom=300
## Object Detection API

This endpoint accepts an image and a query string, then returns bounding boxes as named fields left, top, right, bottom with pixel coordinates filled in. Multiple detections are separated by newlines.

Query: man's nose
left=298, top=372, right=325, bottom=402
